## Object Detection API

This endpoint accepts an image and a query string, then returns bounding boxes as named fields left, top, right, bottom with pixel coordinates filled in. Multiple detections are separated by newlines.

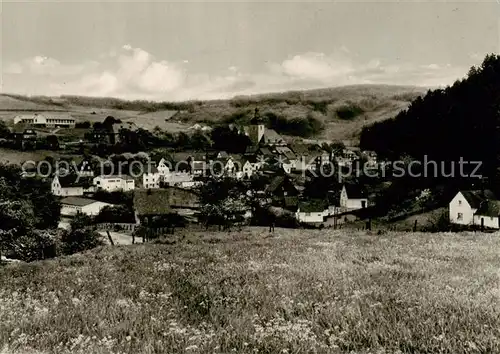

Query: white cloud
left=2, top=46, right=472, bottom=100
left=4, top=63, right=23, bottom=74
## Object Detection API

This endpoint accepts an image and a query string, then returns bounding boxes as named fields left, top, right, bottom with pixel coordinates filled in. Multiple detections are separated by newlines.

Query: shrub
left=336, top=104, right=364, bottom=120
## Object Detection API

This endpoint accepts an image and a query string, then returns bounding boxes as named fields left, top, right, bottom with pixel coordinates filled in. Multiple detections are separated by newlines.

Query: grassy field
left=1, top=228, right=499, bottom=354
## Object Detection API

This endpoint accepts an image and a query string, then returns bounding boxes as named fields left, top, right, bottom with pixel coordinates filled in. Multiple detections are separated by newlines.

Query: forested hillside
left=361, top=54, right=500, bottom=180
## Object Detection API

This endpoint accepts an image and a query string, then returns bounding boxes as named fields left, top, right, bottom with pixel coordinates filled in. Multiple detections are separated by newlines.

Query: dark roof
left=145, top=165, right=159, bottom=174
left=275, top=146, right=296, bottom=160
left=61, top=197, right=101, bottom=207
left=475, top=200, right=500, bottom=217
left=57, top=175, right=93, bottom=188
left=262, top=129, right=284, bottom=143
left=266, top=176, right=285, bottom=193
left=298, top=199, right=328, bottom=213
left=461, top=190, right=496, bottom=209
left=258, top=147, right=274, bottom=157
left=112, top=122, right=139, bottom=134
left=344, top=184, right=366, bottom=199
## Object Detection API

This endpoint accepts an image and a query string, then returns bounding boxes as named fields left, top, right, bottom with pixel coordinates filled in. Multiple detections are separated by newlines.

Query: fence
left=95, top=223, right=137, bottom=232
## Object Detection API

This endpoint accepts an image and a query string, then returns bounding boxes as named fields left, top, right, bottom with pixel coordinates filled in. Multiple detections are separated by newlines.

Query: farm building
left=52, top=175, right=94, bottom=197
left=13, top=113, right=76, bottom=128
left=93, top=175, right=135, bottom=192
left=60, top=197, right=112, bottom=217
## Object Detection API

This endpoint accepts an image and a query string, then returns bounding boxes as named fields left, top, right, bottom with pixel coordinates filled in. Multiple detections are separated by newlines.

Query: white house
left=51, top=175, right=84, bottom=197
left=60, top=197, right=112, bottom=217
left=295, top=200, right=328, bottom=224
left=142, top=166, right=161, bottom=189
left=449, top=190, right=497, bottom=227
left=93, top=175, right=135, bottom=192
left=339, top=185, right=368, bottom=210
left=157, top=158, right=171, bottom=177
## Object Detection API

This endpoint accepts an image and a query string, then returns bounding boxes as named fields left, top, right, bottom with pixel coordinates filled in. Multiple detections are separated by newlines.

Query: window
left=458, top=200, right=462, bottom=206
left=457, top=213, right=463, bottom=220
left=305, top=212, right=311, bottom=216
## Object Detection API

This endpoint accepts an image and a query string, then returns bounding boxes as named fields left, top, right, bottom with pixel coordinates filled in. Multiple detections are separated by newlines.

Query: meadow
left=1, top=228, right=499, bottom=354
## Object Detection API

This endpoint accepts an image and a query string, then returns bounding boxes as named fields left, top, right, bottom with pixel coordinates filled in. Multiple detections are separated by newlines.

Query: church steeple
left=250, top=107, right=263, bottom=124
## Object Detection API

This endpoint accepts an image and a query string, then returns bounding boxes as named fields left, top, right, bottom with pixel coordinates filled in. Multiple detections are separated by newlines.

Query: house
left=10, top=125, right=37, bottom=149
left=261, top=129, right=286, bottom=146
left=274, top=146, right=298, bottom=168
left=339, top=185, right=368, bottom=210
left=449, top=190, right=497, bottom=226
left=157, top=158, right=171, bottom=177
left=52, top=175, right=94, bottom=196
left=93, top=175, right=135, bottom=192
left=243, top=108, right=285, bottom=147
left=296, top=199, right=328, bottom=224
left=60, top=197, right=112, bottom=217
left=266, top=175, right=299, bottom=208
left=337, top=148, right=360, bottom=167
left=143, top=165, right=161, bottom=189
left=14, top=113, right=76, bottom=128
left=241, top=158, right=257, bottom=178
left=211, top=156, right=236, bottom=177
left=473, top=200, right=500, bottom=229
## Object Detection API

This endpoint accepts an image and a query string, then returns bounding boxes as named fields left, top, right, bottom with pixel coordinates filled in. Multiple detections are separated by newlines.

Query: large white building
left=14, top=113, right=76, bottom=128
left=93, top=175, right=135, bottom=192
left=60, top=197, right=112, bottom=217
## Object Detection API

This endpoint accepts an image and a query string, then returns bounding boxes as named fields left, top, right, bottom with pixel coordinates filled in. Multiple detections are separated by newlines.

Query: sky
left=1, top=0, right=499, bottom=101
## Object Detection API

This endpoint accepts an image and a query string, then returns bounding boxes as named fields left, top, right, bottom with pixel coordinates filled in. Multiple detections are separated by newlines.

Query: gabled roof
left=343, top=184, right=366, bottom=199
left=258, top=147, right=274, bottom=157
left=475, top=200, right=500, bottom=217
left=56, top=175, right=93, bottom=188
left=112, top=122, right=139, bottom=134
left=298, top=199, right=328, bottom=213
left=262, top=129, right=284, bottom=143
left=61, top=197, right=102, bottom=207
left=460, top=190, right=496, bottom=209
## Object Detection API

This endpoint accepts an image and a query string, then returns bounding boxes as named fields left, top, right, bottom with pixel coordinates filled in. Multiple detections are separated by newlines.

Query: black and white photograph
left=1, top=1, right=500, bottom=353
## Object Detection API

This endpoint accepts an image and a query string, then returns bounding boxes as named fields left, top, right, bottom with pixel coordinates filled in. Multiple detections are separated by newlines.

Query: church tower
left=246, top=108, right=265, bottom=145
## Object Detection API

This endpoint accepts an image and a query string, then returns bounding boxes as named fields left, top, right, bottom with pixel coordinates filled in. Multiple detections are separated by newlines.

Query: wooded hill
left=360, top=54, right=500, bottom=181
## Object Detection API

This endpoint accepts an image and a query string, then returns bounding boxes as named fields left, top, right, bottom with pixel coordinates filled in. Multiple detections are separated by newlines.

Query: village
left=2, top=108, right=385, bottom=236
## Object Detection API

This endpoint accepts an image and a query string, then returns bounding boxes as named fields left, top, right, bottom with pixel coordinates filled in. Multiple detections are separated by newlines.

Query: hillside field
left=0, top=228, right=499, bottom=354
